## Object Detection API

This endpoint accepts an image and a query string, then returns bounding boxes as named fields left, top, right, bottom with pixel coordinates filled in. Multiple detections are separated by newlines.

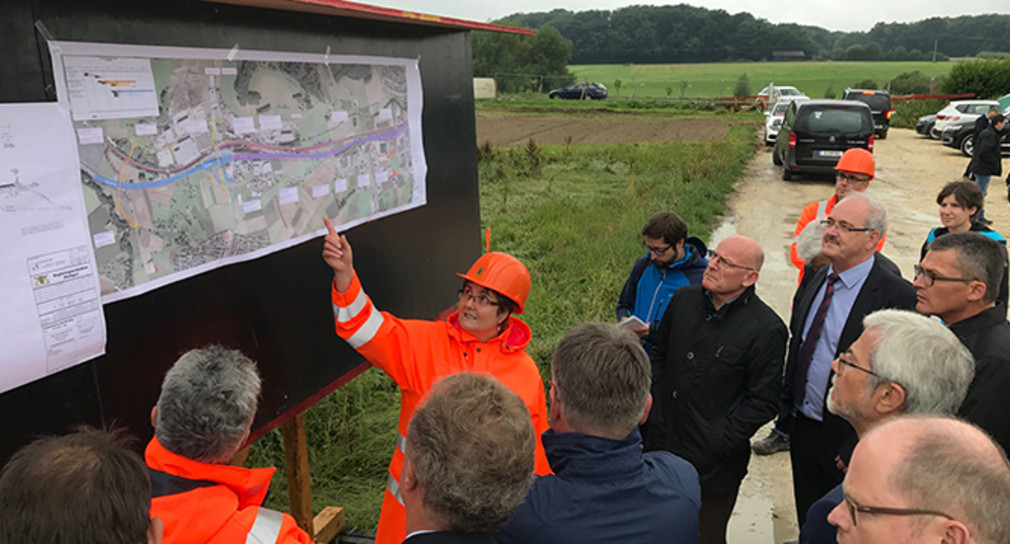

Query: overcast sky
left=373, top=0, right=1008, bottom=32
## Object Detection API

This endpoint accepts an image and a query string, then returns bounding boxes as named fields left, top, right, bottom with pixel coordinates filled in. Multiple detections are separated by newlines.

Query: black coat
left=406, top=531, right=495, bottom=544
left=971, top=126, right=1003, bottom=177
left=973, top=114, right=990, bottom=140
left=651, top=284, right=787, bottom=495
left=780, top=256, right=916, bottom=434
left=950, top=304, right=1010, bottom=457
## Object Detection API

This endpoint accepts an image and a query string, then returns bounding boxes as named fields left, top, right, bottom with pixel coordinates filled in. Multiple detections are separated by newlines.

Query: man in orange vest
left=146, top=346, right=313, bottom=544
left=322, top=218, right=551, bottom=544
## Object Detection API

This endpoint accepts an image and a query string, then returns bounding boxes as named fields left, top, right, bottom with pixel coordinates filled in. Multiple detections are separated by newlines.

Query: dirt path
left=717, top=128, right=1009, bottom=543
left=475, top=113, right=748, bottom=147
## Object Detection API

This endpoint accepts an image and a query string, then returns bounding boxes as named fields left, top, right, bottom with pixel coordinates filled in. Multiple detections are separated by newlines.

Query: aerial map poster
left=49, top=41, right=427, bottom=303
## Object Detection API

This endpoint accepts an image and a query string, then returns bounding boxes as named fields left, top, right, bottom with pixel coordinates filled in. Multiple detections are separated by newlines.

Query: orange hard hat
left=835, top=148, right=875, bottom=179
left=456, top=252, right=530, bottom=314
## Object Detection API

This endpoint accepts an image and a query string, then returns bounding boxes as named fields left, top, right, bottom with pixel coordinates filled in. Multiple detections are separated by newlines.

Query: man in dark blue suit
left=779, top=194, right=916, bottom=525
left=400, top=373, right=535, bottom=544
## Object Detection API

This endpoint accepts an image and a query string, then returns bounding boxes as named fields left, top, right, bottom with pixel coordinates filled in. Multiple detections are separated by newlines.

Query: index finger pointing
left=323, top=216, right=337, bottom=236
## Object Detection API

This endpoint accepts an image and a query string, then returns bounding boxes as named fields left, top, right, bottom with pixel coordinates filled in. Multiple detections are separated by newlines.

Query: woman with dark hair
left=921, top=180, right=1008, bottom=307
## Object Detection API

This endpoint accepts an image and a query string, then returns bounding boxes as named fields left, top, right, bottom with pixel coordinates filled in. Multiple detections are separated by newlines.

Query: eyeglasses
left=836, top=171, right=871, bottom=184
left=843, top=494, right=954, bottom=527
left=641, top=241, right=672, bottom=255
left=707, top=250, right=757, bottom=271
left=820, top=218, right=874, bottom=233
left=458, top=287, right=499, bottom=308
left=913, top=265, right=974, bottom=288
left=836, top=353, right=879, bottom=378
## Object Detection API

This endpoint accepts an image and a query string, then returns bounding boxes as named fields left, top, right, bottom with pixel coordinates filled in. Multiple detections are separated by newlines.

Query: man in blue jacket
left=617, top=211, right=707, bottom=353
left=495, top=322, right=701, bottom=544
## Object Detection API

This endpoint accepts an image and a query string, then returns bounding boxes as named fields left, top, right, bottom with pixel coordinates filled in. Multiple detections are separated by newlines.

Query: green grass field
left=570, top=61, right=956, bottom=99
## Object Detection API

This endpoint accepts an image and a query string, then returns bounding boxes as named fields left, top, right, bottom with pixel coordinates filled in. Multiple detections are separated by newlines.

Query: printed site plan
left=50, top=41, right=426, bottom=302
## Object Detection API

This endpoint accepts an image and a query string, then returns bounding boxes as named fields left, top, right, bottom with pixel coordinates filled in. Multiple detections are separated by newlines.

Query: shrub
left=889, top=71, right=935, bottom=95
left=941, top=58, right=1010, bottom=99
left=734, top=73, right=751, bottom=97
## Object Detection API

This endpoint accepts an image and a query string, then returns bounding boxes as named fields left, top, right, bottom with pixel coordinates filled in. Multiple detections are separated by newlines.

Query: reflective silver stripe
left=345, top=310, right=384, bottom=348
left=245, top=508, right=284, bottom=544
left=395, top=431, right=407, bottom=454
left=333, top=288, right=369, bottom=323
left=386, top=473, right=405, bottom=505
left=816, top=199, right=828, bottom=220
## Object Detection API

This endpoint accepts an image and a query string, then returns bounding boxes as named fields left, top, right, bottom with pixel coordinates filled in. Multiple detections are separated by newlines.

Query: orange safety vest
left=331, top=272, right=551, bottom=544
left=790, top=194, right=887, bottom=284
left=146, top=437, right=314, bottom=544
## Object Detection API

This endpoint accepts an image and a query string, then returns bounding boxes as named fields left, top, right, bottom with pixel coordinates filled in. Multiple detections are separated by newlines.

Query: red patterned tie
left=793, top=273, right=841, bottom=404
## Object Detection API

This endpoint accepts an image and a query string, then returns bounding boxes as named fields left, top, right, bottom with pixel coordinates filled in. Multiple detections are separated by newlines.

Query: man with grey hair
left=497, top=322, right=701, bottom=544
left=799, top=309, right=975, bottom=544
left=651, top=235, right=786, bottom=544
left=828, top=416, right=1010, bottom=544
left=145, top=346, right=312, bottom=544
left=401, top=372, right=534, bottom=543
left=782, top=193, right=917, bottom=525
left=915, top=232, right=1010, bottom=456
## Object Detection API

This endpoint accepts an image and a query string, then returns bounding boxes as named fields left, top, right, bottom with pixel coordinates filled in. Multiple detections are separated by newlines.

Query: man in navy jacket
left=496, top=322, right=700, bottom=544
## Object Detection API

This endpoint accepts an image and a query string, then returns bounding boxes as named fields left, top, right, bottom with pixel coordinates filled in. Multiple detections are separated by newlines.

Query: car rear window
left=796, top=107, right=871, bottom=133
left=846, top=93, right=890, bottom=110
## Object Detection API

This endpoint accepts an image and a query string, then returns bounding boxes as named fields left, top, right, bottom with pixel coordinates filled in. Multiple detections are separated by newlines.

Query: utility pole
left=932, top=40, right=938, bottom=62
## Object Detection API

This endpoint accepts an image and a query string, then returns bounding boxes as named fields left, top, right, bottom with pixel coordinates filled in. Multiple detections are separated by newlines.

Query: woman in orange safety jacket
left=321, top=218, right=550, bottom=544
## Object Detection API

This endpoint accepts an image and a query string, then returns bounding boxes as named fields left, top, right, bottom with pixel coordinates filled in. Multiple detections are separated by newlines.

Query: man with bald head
left=651, top=235, right=788, bottom=544
left=781, top=194, right=917, bottom=524
left=828, top=416, right=1010, bottom=544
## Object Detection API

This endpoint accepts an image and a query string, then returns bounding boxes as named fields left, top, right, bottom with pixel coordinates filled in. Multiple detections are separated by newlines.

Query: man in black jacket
left=652, top=235, right=787, bottom=544
left=968, top=113, right=1005, bottom=224
left=915, top=232, right=1010, bottom=456
left=780, top=194, right=916, bottom=525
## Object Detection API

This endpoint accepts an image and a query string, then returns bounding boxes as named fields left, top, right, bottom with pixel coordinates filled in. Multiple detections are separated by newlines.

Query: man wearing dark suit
left=780, top=193, right=916, bottom=525
left=401, top=373, right=535, bottom=544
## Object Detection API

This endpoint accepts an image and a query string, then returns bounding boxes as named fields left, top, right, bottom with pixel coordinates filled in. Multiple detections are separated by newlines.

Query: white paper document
left=0, top=102, right=107, bottom=395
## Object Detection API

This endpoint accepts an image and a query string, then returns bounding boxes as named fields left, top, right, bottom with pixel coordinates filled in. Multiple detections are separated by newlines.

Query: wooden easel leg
left=282, top=411, right=345, bottom=543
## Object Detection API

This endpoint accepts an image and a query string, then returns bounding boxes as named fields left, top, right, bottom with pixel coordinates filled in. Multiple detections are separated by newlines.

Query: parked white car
left=764, top=97, right=808, bottom=145
left=931, top=100, right=1000, bottom=139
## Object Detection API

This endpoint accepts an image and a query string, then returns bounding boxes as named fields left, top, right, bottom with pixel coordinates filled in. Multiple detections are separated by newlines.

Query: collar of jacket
left=948, top=303, right=1006, bottom=338
left=654, top=236, right=708, bottom=271
left=446, top=312, right=531, bottom=352
left=145, top=436, right=274, bottom=508
left=541, top=428, right=645, bottom=479
left=702, top=284, right=757, bottom=321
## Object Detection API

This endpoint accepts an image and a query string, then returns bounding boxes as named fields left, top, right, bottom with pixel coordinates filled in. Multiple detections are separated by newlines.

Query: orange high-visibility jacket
left=331, top=272, right=551, bottom=544
left=790, top=194, right=887, bottom=283
left=146, top=437, right=313, bottom=544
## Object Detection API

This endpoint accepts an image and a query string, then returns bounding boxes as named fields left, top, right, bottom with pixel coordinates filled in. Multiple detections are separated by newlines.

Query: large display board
left=0, top=0, right=482, bottom=464
left=50, top=41, right=427, bottom=303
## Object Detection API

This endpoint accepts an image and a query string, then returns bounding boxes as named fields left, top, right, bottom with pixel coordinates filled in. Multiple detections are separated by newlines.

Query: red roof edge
left=202, top=0, right=536, bottom=35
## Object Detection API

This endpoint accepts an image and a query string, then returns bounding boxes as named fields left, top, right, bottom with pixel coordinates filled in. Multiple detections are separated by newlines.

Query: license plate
left=817, top=150, right=843, bottom=157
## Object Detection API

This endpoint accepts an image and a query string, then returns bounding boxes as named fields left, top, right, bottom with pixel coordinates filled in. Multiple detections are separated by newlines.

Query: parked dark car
left=772, top=100, right=874, bottom=181
left=548, top=82, right=607, bottom=100
left=841, top=88, right=893, bottom=139
left=916, top=114, right=937, bottom=138
left=942, top=118, right=1010, bottom=157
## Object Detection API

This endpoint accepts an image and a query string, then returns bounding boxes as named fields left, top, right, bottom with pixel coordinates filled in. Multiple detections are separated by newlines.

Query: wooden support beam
left=312, top=506, right=345, bottom=543
left=282, top=412, right=314, bottom=533
left=229, top=445, right=251, bottom=467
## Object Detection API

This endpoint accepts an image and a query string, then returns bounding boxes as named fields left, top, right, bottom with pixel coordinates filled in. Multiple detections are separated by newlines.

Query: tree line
left=496, top=7, right=1010, bottom=64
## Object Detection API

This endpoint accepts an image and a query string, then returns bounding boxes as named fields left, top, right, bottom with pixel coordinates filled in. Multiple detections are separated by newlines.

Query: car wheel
left=930, top=127, right=942, bottom=140
left=782, top=163, right=793, bottom=181
left=878, top=130, right=887, bottom=140
left=961, top=134, right=975, bottom=157
left=922, top=123, right=934, bottom=138
left=772, top=148, right=782, bottom=165
left=549, top=93, right=557, bottom=99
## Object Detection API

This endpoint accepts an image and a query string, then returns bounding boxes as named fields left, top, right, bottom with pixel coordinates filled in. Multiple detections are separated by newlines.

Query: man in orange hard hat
left=753, top=148, right=887, bottom=457
left=321, top=218, right=550, bottom=544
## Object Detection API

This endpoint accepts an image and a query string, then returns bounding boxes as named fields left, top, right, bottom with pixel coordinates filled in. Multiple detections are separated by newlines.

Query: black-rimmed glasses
left=837, top=354, right=879, bottom=378
left=843, top=494, right=954, bottom=526
left=836, top=171, right=871, bottom=184
left=458, top=287, right=499, bottom=308
left=641, top=241, right=672, bottom=255
left=913, top=265, right=974, bottom=288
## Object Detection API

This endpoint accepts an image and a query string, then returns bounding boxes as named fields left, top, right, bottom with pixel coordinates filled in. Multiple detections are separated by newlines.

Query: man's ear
left=148, top=518, right=164, bottom=544
left=639, top=394, right=654, bottom=426
left=150, top=406, right=158, bottom=429
left=875, top=382, right=906, bottom=416
left=965, top=280, right=987, bottom=303
left=401, top=455, right=419, bottom=492
left=939, top=519, right=972, bottom=544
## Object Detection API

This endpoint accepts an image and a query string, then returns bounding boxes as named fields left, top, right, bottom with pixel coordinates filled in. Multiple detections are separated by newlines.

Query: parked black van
left=772, top=100, right=874, bottom=181
left=841, top=88, right=893, bottom=138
